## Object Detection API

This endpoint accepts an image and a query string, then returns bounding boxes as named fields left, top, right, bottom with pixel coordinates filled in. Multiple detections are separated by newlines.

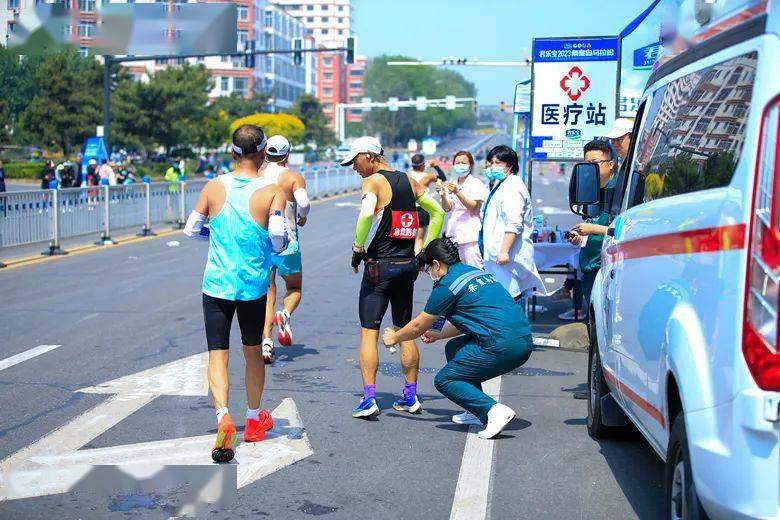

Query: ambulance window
left=627, top=51, right=758, bottom=208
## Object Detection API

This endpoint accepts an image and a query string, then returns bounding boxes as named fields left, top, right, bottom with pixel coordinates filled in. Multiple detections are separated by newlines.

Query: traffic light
left=244, top=40, right=255, bottom=68
left=472, top=100, right=478, bottom=113
left=499, top=100, right=506, bottom=112
left=346, top=37, right=355, bottom=64
left=293, top=38, right=303, bottom=66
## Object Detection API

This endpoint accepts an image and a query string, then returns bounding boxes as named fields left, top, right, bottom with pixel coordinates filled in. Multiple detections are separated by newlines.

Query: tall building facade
left=269, top=0, right=364, bottom=130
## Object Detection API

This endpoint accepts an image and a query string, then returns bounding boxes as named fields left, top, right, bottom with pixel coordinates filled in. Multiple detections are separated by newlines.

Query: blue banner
left=533, top=38, right=619, bottom=63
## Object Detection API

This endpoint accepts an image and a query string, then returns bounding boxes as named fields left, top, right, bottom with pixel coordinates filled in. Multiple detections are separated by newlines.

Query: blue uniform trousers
left=434, top=334, right=533, bottom=424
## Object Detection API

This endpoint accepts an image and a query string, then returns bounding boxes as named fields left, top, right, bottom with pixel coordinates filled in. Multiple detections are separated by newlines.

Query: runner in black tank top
left=367, top=170, right=418, bottom=260
left=342, top=136, right=444, bottom=419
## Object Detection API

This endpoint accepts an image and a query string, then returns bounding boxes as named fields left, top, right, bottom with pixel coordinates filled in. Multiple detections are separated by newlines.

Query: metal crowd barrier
left=0, top=166, right=363, bottom=265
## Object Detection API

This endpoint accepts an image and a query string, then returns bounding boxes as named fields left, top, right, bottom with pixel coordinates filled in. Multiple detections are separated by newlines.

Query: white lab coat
left=480, top=174, right=546, bottom=298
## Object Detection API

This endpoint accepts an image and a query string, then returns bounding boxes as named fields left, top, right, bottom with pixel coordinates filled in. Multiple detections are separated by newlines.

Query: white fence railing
left=0, top=164, right=363, bottom=264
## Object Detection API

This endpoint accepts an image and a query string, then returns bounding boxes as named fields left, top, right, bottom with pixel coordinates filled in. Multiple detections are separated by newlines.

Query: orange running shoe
left=244, top=410, right=274, bottom=442
left=211, top=414, right=237, bottom=463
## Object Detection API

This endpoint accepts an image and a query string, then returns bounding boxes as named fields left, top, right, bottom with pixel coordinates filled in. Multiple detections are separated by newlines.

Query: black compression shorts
left=202, top=293, right=266, bottom=349
left=359, top=258, right=419, bottom=330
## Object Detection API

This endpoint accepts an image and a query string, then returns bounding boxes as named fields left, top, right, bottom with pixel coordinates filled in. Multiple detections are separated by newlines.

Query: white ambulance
left=569, top=2, right=779, bottom=519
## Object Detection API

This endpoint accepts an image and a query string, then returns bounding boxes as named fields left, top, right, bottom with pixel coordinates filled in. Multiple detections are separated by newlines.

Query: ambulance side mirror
left=569, top=162, right=600, bottom=218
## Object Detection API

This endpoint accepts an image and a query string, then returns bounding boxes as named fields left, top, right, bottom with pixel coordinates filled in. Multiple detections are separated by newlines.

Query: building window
left=321, top=28, right=328, bottom=34
left=234, top=77, right=247, bottom=95
left=307, top=17, right=314, bottom=22
left=7, top=21, right=14, bottom=33
left=78, top=46, right=89, bottom=57
left=77, top=0, right=95, bottom=12
left=349, top=82, right=360, bottom=89
left=321, top=17, right=328, bottom=23
left=323, top=57, right=332, bottom=66
left=715, top=87, right=733, bottom=101
left=238, top=30, right=248, bottom=47
left=349, top=69, right=364, bottom=76
left=221, top=77, right=229, bottom=92
left=628, top=52, right=757, bottom=207
left=323, top=72, right=333, bottom=80
left=338, top=29, right=343, bottom=35
left=338, top=17, right=344, bottom=23
left=306, top=4, right=313, bottom=10
left=237, top=6, right=248, bottom=21
left=77, top=22, right=95, bottom=39
left=264, top=10, right=273, bottom=27
left=323, top=87, right=333, bottom=96
left=7, top=0, right=19, bottom=8
left=338, top=5, right=344, bottom=10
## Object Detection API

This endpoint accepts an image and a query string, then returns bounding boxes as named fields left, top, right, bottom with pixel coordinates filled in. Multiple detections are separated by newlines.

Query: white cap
left=266, top=135, right=291, bottom=157
left=88, top=159, right=97, bottom=165
left=340, top=136, right=383, bottom=166
left=606, top=118, right=634, bottom=139
left=56, top=164, right=64, bottom=171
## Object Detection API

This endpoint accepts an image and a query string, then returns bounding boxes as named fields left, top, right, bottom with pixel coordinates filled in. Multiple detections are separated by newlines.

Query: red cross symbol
left=400, top=212, right=414, bottom=228
left=560, top=66, right=591, bottom=102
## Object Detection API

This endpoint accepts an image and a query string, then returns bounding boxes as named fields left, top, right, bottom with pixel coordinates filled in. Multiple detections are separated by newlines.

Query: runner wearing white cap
left=605, top=117, right=634, bottom=163
left=261, top=134, right=310, bottom=364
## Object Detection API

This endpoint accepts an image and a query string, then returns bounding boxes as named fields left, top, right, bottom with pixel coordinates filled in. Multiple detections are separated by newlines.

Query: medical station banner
left=530, top=36, right=620, bottom=160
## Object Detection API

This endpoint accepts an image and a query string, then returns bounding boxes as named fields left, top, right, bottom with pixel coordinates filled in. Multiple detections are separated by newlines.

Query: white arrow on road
left=0, top=353, right=313, bottom=501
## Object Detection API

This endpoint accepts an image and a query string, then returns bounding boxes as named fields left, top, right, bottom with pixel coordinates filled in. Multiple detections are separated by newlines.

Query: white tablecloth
left=533, top=242, right=580, bottom=271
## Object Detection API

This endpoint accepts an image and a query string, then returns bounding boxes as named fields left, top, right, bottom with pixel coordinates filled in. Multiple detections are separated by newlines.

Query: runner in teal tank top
left=183, top=124, right=287, bottom=463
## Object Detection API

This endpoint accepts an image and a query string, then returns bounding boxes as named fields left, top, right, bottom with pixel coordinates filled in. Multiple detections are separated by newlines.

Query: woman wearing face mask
left=381, top=237, right=533, bottom=439
left=437, top=151, right=488, bottom=268
left=478, top=145, right=545, bottom=300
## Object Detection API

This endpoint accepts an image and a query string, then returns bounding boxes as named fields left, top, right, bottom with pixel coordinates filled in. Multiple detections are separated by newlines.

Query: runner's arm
left=183, top=183, right=210, bottom=240
left=269, top=188, right=288, bottom=253
left=291, top=171, right=310, bottom=219
left=417, top=193, right=444, bottom=246
left=354, top=181, right=378, bottom=249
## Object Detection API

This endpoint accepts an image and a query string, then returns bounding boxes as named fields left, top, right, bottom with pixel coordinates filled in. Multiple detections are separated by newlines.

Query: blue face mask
left=485, top=167, right=506, bottom=182
left=452, top=164, right=470, bottom=176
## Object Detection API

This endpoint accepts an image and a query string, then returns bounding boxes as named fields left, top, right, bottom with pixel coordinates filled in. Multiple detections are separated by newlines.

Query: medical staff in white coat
left=478, top=145, right=545, bottom=300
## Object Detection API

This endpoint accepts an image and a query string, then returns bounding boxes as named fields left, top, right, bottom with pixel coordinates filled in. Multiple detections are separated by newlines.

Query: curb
left=0, top=190, right=360, bottom=271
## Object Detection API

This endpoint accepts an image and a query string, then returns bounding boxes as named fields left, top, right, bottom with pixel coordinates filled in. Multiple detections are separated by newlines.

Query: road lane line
left=449, top=376, right=501, bottom=520
left=0, top=344, right=61, bottom=372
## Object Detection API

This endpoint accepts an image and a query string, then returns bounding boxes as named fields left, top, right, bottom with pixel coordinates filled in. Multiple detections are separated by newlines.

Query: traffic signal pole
left=334, top=96, right=476, bottom=143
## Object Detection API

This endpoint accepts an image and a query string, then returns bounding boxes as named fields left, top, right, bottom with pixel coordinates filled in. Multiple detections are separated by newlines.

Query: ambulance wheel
left=665, top=414, right=710, bottom=520
left=586, top=333, right=630, bottom=439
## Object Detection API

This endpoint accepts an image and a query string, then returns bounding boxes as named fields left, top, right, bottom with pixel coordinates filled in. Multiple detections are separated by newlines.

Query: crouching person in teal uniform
left=381, top=237, right=533, bottom=439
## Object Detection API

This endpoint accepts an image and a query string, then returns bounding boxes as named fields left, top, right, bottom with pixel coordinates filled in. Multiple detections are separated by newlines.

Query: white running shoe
left=275, top=310, right=293, bottom=346
left=452, top=411, right=483, bottom=426
left=261, top=338, right=275, bottom=364
left=477, top=403, right=515, bottom=439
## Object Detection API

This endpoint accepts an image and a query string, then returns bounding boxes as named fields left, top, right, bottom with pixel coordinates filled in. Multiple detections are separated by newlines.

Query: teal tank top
left=202, top=173, right=273, bottom=301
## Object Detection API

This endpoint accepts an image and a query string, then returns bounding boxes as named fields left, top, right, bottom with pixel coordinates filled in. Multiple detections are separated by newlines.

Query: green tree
left=701, top=150, right=737, bottom=189
left=362, top=55, right=476, bottom=145
left=289, top=93, right=336, bottom=151
left=660, top=154, right=704, bottom=198
left=17, top=50, right=101, bottom=154
left=139, top=63, right=214, bottom=152
left=212, top=92, right=269, bottom=120
left=111, top=67, right=153, bottom=151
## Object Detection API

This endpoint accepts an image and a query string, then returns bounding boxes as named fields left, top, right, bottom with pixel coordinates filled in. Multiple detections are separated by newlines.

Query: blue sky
left=353, top=0, right=646, bottom=104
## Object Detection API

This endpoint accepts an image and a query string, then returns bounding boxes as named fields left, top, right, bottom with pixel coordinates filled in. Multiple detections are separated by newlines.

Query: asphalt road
left=0, top=155, right=664, bottom=519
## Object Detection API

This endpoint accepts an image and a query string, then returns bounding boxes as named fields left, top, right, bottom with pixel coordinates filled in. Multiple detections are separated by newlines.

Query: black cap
left=410, top=154, right=425, bottom=167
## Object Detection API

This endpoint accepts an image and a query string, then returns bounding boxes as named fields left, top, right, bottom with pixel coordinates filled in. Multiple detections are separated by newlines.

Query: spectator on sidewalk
left=98, top=159, right=117, bottom=186
left=39, top=161, right=55, bottom=189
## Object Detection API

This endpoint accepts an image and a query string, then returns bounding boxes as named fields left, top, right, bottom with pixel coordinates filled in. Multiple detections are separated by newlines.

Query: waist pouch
left=365, top=258, right=418, bottom=285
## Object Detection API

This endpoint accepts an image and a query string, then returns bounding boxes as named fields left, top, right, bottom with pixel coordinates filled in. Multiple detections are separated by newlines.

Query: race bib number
left=389, top=210, right=419, bottom=239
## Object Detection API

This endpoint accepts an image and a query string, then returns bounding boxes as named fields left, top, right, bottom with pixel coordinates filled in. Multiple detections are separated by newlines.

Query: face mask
left=428, top=262, right=442, bottom=282
left=452, top=164, right=470, bottom=176
left=485, top=167, right=506, bottom=182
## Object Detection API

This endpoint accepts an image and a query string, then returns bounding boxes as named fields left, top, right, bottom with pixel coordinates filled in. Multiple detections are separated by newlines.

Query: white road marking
left=74, top=312, right=99, bottom=324
left=335, top=201, right=361, bottom=208
left=0, top=353, right=312, bottom=501
left=449, top=376, right=502, bottom=520
left=0, top=344, right=61, bottom=372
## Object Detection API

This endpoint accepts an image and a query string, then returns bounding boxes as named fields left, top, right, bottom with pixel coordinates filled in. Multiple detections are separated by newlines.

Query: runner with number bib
left=343, top=136, right=444, bottom=418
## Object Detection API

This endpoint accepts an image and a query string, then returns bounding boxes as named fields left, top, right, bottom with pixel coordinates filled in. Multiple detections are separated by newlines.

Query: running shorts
left=358, top=258, right=418, bottom=330
left=202, top=293, right=266, bottom=349
left=274, top=240, right=302, bottom=277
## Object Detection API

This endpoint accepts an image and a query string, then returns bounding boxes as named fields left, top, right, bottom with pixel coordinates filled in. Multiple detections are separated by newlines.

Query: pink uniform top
left=444, top=175, right=488, bottom=245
